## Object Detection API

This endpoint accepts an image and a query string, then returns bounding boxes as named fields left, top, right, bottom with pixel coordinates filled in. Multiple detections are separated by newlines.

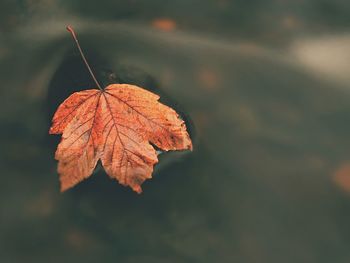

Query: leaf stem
left=66, top=25, right=103, bottom=91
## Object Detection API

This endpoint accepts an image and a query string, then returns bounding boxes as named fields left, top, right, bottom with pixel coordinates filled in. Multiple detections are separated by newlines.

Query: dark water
left=2, top=1, right=350, bottom=262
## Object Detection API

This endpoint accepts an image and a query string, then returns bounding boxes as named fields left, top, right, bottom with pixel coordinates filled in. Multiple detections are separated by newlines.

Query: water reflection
left=291, top=34, right=350, bottom=85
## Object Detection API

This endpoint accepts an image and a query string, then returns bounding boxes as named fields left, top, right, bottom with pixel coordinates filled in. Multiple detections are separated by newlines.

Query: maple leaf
left=49, top=26, right=192, bottom=193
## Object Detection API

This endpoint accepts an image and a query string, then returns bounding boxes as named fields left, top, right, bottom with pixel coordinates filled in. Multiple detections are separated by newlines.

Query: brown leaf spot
left=282, top=15, right=300, bottom=30
left=333, top=163, right=350, bottom=193
left=152, top=18, right=177, bottom=31
left=197, top=68, right=220, bottom=91
left=26, top=190, right=54, bottom=218
left=65, top=228, right=96, bottom=251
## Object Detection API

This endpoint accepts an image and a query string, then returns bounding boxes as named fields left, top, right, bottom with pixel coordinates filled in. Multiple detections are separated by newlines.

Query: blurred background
left=1, top=0, right=350, bottom=262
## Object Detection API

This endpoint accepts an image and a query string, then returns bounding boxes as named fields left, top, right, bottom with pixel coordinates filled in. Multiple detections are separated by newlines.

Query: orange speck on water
left=152, top=18, right=177, bottom=31
left=197, top=68, right=220, bottom=91
left=282, top=15, right=300, bottom=30
left=333, top=163, right=350, bottom=192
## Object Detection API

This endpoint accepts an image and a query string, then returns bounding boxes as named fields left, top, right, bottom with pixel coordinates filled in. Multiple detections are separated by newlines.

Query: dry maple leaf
left=49, top=26, right=192, bottom=193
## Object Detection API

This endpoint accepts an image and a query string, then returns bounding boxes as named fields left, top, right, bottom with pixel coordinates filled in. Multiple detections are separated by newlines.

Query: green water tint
left=2, top=7, right=350, bottom=263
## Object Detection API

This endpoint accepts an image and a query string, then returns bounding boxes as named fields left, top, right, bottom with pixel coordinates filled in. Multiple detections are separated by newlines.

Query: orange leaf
left=49, top=84, right=192, bottom=193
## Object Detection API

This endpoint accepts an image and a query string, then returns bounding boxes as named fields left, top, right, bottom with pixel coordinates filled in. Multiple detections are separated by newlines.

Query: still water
left=1, top=1, right=350, bottom=262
